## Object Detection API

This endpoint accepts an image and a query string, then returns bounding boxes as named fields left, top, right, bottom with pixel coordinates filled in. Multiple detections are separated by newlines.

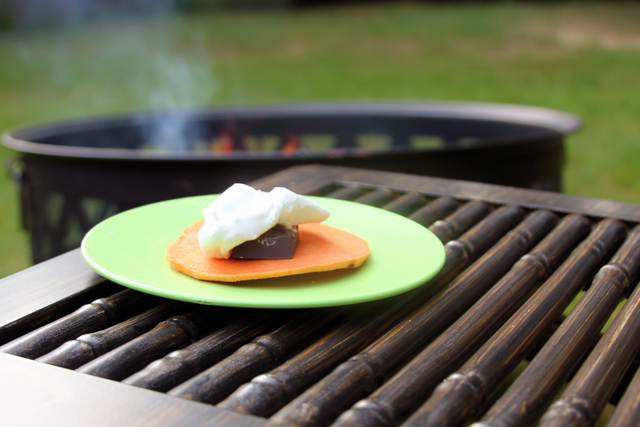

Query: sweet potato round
left=166, top=220, right=369, bottom=282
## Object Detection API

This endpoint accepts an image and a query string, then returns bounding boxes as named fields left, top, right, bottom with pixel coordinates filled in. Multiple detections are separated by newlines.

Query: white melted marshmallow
left=197, top=184, right=330, bottom=259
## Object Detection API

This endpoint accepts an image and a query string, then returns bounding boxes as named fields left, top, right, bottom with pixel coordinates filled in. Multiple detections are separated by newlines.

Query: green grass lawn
left=1, top=2, right=640, bottom=278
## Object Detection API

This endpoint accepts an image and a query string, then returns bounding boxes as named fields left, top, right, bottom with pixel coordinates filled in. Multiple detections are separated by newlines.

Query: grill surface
left=1, top=165, right=640, bottom=427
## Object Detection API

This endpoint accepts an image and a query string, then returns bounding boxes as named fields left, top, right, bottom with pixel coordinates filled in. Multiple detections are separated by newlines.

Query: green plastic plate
left=81, top=195, right=445, bottom=308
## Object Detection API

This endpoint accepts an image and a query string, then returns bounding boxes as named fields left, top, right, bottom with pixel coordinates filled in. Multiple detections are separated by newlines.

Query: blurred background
left=1, top=0, right=639, bottom=278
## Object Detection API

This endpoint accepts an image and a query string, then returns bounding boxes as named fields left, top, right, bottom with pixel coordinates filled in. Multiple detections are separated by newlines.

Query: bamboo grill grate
left=2, top=177, right=640, bottom=427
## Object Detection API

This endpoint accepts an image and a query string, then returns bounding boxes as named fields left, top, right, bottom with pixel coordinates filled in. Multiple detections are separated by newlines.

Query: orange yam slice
left=166, top=220, right=369, bottom=282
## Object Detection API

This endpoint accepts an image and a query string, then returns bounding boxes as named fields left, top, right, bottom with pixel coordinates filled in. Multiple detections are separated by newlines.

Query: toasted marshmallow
left=198, top=184, right=330, bottom=259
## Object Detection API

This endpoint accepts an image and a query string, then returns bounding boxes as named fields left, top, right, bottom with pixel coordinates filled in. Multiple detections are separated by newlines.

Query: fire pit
left=3, top=102, right=581, bottom=263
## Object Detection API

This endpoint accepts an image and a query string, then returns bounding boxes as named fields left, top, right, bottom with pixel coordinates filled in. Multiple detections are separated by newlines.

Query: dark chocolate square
left=231, top=225, right=299, bottom=259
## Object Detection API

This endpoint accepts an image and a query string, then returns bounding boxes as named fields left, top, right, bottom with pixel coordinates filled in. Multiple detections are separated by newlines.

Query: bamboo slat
left=168, top=308, right=348, bottom=404
left=474, top=224, right=640, bottom=427
left=353, top=189, right=397, bottom=207
left=0, top=250, right=117, bottom=347
left=323, top=186, right=368, bottom=201
left=607, top=356, right=640, bottom=427
left=380, top=193, right=429, bottom=216
left=217, top=297, right=420, bottom=418
left=76, top=306, right=237, bottom=380
left=0, top=289, right=152, bottom=359
left=539, top=228, right=640, bottom=427
left=401, top=219, right=627, bottom=427
left=36, top=300, right=185, bottom=369
left=122, top=310, right=294, bottom=392
left=407, top=196, right=459, bottom=228
left=430, top=204, right=526, bottom=290
left=426, top=200, right=491, bottom=242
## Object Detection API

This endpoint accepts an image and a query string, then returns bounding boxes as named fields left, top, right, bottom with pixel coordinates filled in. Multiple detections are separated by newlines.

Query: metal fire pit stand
left=2, top=102, right=581, bottom=264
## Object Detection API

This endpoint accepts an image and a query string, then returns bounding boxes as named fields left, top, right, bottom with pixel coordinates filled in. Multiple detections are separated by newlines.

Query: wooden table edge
left=0, top=353, right=267, bottom=427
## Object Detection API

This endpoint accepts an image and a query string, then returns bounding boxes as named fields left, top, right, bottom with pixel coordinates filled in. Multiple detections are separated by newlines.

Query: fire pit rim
left=2, top=101, right=582, bottom=161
